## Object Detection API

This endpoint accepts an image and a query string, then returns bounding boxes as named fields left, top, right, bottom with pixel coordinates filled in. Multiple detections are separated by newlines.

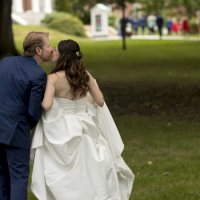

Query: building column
left=44, top=0, right=52, bottom=13
left=12, top=0, right=23, bottom=13
left=31, top=0, right=40, bottom=13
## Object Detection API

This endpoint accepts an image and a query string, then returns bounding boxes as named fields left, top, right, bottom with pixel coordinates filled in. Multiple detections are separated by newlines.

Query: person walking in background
left=0, top=31, right=53, bottom=200
left=182, top=16, right=190, bottom=35
left=156, top=15, right=164, bottom=39
left=196, top=11, right=200, bottom=35
left=147, top=14, right=156, bottom=34
left=172, top=18, right=179, bottom=34
left=166, top=17, right=173, bottom=35
left=139, top=16, right=147, bottom=35
left=177, top=18, right=183, bottom=34
left=132, top=17, right=139, bottom=35
left=31, top=39, right=134, bottom=200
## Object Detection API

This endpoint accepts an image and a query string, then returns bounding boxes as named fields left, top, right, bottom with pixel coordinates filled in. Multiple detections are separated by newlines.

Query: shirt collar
left=32, top=57, right=40, bottom=65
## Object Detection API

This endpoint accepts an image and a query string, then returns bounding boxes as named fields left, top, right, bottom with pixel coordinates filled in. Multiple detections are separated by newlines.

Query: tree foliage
left=55, top=0, right=73, bottom=13
left=137, top=0, right=200, bottom=16
left=55, top=0, right=200, bottom=18
left=54, top=0, right=136, bottom=23
left=167, top=0, right=200, bottom=16
left=138, top=0, right=166, bottom=15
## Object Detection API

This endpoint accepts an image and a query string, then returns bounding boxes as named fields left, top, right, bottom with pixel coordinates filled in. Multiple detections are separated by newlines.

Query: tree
left=167, top=0, right=200, bottom=17
left=0, top=0, right=18, bottom=59
left=55, top=0, right=73, bottom=13
left=137, top=0, right=200, bottom=17
left=117, top=0, right=127, bottom=50
left=138, top=0, right=166, bottom=15
left=55, top=0, right=110, bottom=24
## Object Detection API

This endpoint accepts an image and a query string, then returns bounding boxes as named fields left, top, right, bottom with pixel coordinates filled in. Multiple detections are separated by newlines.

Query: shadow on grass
left=101, top=82, right=200, bottom=121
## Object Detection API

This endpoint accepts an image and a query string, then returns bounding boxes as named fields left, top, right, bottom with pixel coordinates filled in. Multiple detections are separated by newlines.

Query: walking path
left=84, top=25, right=200, bottom=41
left=90, top=34, right=200, bottom=41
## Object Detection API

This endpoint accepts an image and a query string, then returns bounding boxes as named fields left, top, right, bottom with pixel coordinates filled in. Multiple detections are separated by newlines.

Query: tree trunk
left=121, top=4, right=126, bottom=50
left=119, top=0, right=126, bottom=50
left=0, top=0, right=18, bottom=59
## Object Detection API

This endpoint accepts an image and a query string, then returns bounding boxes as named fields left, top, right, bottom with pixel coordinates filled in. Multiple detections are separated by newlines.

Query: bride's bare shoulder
left=56, top=71, right=65, bottom=77
left=47, top=73, right=58, bottom=85
left=47, top=73, right=58, bottom=84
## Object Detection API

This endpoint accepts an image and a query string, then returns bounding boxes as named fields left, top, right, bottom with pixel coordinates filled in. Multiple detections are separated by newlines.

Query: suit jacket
left=0, top=56, right=47, bottom=149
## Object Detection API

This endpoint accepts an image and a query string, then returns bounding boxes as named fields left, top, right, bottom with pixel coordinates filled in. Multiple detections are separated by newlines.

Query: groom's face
left=40, top=36, right=53, bottom=62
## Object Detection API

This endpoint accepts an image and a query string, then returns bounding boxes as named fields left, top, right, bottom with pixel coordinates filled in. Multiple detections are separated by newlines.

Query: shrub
left=42, top=12, right=86, bottom=37
left=109, top=15, right=117, bottom=28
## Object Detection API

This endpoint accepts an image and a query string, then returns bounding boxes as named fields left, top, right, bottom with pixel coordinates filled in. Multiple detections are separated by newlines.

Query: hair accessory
left=76, top=51, right=80, bottom=56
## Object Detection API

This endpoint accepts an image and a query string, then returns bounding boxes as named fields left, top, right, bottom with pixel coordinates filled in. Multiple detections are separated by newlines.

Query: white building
left=91, top=4, right=110, bottom=37
left=12, top=0, right=54, bottom=25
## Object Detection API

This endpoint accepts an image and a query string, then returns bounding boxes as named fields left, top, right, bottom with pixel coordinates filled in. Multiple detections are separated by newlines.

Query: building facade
left=12, top=0, right=54, bottom=25
left=91, top=4, right=110, bottom=37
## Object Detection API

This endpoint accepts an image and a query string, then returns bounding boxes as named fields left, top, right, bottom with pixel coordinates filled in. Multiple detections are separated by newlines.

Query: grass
left=46, top=39, right=200, bottom=84
left=12, top=25, right=200, bottom=200
left=14, top=24, right=79, bottom=51
left=13, top=25, right=200, bottom=84
left=83, top=40, right=200, bottom=84
left=117, top=115, right=200, bottom=200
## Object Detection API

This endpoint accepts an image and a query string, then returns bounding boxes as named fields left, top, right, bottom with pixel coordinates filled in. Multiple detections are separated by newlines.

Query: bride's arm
left=87, top=72, right=104, bottom=107
left=42, top=74, right=57, bottom=111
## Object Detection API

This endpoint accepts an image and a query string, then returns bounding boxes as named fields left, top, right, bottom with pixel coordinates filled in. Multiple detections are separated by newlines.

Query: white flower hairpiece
left=76, top=51, right=80, bottom=56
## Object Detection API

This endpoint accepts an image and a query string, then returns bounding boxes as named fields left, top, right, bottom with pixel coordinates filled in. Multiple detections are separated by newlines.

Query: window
left=95, top=15, right=102, bottom=32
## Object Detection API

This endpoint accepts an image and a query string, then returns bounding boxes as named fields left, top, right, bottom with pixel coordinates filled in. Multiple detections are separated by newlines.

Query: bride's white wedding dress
left=31, top=94, right=134, bottom=200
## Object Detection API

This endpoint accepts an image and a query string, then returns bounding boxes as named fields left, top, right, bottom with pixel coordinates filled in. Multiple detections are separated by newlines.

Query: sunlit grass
left=14, top=25, right=200, bottom=84
left=13, top=24, right=79, bottom=52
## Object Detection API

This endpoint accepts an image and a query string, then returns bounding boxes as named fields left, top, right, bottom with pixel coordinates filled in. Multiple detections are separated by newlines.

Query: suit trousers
left=0, top=144, right=30, bottom=200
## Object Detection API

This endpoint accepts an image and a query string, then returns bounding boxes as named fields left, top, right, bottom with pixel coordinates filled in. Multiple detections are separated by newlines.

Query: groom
left=0, top=32, right=53, bottom=200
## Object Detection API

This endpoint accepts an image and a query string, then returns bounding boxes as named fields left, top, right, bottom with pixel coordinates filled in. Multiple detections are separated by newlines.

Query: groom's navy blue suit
left=0, top=56, right=47, bottom=200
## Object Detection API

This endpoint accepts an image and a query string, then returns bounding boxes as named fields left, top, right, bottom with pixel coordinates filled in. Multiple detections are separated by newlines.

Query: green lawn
left=14, top=25, right=200, bottom=84
left=119, top=115, right=200, bottom=200
left=12, top=25, right=200, bottom=200
left=46, top=40, right=200, bottom=84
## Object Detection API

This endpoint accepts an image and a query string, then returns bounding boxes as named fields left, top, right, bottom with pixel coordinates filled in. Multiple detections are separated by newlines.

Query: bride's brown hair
left=51, top=39, right=90, bottom=99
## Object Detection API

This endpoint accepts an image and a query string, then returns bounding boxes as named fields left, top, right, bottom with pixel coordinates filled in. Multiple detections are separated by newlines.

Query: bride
left=31, top=39, right=134, bottom=200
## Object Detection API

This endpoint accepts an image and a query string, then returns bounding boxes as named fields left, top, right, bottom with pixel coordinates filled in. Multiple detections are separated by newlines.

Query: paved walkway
left=90, top=34, right=200, bottom=41
left=84, top=25, right=200, bottom=41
